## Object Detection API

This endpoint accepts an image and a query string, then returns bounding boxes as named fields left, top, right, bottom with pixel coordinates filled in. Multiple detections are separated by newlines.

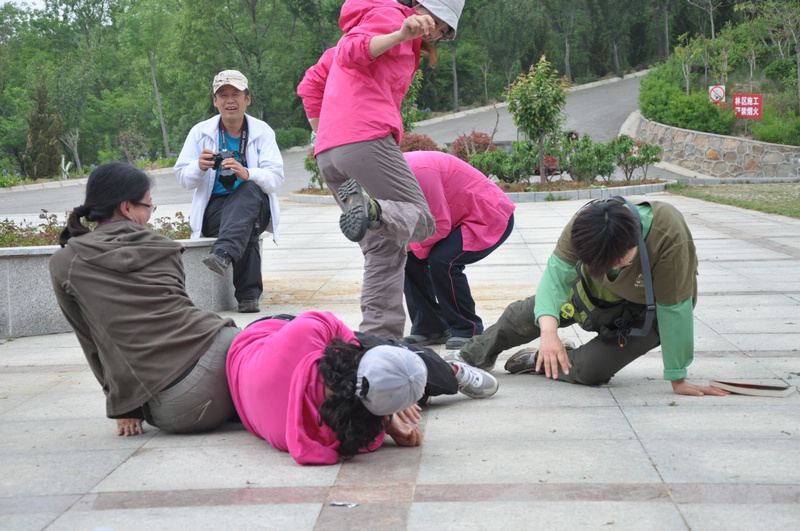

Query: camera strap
left=218, top=116, right=248, bottom=164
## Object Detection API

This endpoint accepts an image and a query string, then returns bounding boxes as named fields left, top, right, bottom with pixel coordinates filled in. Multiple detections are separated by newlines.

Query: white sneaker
left=449, top=361, right=499, bottom=399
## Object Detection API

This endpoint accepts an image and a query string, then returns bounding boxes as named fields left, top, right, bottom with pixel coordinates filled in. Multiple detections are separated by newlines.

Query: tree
left=119, top=0, right=178, bottom=159
left=685, top=0, right=725, bottom=39
left=738, top=0, right=800, bottom=112
left=506, top=56, right=570, bottom=183
left=545, top=0, right=583, bottom=83
left=477, top=0, right=542, bottom=88
left=23, top=78, right=62, bottom=179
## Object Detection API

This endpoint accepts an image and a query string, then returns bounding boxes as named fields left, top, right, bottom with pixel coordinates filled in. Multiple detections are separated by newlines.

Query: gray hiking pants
left=146, top=325, right=240, bottom=433
left=317, top=136, right=435, bottom=339
left=460, top=295, right=661, bottom=385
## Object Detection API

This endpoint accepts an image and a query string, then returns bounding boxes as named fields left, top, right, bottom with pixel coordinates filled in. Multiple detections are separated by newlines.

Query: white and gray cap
left=417, top=0, right=464, bottom=41
left=212, top=70, right=248, bottom=94
left=356, top=345, right=427, bottom=416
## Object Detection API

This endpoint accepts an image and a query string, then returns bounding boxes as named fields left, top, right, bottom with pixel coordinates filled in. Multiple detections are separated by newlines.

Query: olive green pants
left=459, top=295, right=661, bottom=385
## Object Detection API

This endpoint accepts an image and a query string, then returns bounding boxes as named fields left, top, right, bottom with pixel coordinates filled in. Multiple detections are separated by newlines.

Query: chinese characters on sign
left=733, top=94, right=763, bottom=120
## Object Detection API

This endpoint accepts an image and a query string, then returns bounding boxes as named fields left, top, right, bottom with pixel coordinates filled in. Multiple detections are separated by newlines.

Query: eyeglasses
left=135, top=201, right=157, bottom=213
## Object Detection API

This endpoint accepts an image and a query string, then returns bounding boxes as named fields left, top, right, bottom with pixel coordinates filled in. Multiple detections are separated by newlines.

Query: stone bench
left=0, top=238, right=240, bottom=338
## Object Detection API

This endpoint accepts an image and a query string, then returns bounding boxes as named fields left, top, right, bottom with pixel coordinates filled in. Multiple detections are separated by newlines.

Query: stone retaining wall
left=632, top=112, right=800, bottom=179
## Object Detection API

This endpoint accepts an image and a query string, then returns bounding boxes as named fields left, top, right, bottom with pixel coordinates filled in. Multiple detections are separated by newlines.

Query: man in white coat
left=175, top=70, right=284, bottom=313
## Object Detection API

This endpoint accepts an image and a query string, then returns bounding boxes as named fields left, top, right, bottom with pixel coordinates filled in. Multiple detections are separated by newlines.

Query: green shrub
left=304, top=150, right=325, bottom=190
left=469, top=141, right=539, bottom=183
left=608, top=135, right=663, bottom=181
left=750, top=104, right=800, bottom=146
left=566, top=135, right=615, bottom=183
left=763, top=57, right=798, bottom=88
left=274, top=127, right=312, bottom=151
left=640, top=60, right=736, bottom=135
left=469, top=149, right=510, bottom=181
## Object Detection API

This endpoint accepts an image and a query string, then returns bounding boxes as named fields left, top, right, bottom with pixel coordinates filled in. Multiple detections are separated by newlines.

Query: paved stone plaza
left=2, top=194, right=799, bottom=530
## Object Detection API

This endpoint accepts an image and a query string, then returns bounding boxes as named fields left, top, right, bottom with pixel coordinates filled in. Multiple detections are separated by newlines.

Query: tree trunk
left=796, top=41, right=800, bottom=114
left=150, top=57, right=170, bottom=157
left=538, top=133, right=547, bottom=183
left=709, top=11, right=715, bottom=39
left=663, top=1, right=670, bottom=58
left=564, top=36, right=572, bottom=83
left=450, top=42, right=459, bottom=112
left=60, top=127, right=82, bottom=177
left=612, top=41, right=621, bottom=74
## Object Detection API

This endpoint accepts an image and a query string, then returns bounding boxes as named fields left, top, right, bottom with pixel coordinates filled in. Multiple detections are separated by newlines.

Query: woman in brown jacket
left=50, top=163, right=240, bottom=436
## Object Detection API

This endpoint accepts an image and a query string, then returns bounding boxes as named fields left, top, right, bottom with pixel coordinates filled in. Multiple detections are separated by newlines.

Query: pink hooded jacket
left=404, top=151, right=517, bottom=260
left=226, top=311, right=385, bottom=466
left=297, top=0, right=421, bottom=156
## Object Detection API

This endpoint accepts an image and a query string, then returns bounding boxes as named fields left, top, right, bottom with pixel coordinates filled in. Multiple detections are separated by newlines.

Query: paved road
left=1, top=76, right=648, bottom=218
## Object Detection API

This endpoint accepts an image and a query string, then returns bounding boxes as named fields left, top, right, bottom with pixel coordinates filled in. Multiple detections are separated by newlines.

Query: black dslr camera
left=211, top=149, right=239, bottom=189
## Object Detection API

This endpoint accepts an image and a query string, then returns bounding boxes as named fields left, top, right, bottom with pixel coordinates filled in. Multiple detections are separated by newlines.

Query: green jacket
left=534, top=201, right=698, bottom=380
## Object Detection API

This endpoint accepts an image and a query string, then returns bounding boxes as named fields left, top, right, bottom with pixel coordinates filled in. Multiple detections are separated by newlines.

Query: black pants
left=404, top=214, right=515, bottom=339
left=202, top=180, right=271, bottom=303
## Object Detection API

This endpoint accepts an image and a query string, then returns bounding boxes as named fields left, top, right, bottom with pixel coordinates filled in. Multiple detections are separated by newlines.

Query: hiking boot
left=444, top=336, right=470, bottom=350
left=203, top=252, right=232, bottom=276
left=338, top=179, right=381, bottom=242
left=449, top=361, right=498, bottom=399
left=237, top=299, right=260, bottom=313
left=504, top=339, right=575, bottom=375
left=403, top=330, right=451, bottom=347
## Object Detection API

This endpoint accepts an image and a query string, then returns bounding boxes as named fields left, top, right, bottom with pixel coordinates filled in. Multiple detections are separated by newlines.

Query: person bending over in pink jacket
left=226, top=311, right=497, bottom=466
left=297, top=0, right=464, bottom=341
left=402, top=151, right=517, bottom=350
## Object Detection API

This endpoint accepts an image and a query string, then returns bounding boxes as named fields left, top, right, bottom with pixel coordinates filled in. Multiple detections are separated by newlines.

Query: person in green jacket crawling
left=447, top=197, right=729, bottom=397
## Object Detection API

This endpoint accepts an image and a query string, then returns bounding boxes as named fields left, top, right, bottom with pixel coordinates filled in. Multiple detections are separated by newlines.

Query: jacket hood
left=340, top=0, right=408, bottom=33
left=66, top=222, right=183, bottom=274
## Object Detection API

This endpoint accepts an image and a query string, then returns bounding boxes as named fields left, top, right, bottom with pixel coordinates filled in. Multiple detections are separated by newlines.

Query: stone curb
left=0, top=167, right=175, bottom=193
left=288, top=180, right=675, bottom=205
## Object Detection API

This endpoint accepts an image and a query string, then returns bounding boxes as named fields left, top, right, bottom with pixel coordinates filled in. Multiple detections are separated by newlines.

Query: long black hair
left=317, top=338, right=389, bottom=459
left=59, top=163, right=153, bottom=247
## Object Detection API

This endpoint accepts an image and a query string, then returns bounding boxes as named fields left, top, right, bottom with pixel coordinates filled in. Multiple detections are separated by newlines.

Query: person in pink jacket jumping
left=402, top=151, right=517, bottom=350
left=297, top=0, right=464, bottom=340
left=226, top=311, right=497, bottom=466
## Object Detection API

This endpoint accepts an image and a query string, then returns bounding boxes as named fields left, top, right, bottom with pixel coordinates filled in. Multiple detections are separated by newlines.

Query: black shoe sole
left=203, top=254, right=230, bottom=276
left=338, top=179, right=369, bottom=242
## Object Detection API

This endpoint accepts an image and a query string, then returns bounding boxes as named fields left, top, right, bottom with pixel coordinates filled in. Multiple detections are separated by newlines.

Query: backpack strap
left=616, top=196, right=655, bottom=337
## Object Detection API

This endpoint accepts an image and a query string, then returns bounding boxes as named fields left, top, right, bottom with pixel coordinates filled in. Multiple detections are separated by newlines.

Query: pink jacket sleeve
left=297, top=47, right=335, bottom=119
left=337, top=8, right=404, bottom=68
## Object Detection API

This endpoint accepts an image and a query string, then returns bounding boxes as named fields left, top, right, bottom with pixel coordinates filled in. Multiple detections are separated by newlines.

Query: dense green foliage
left=0, top=0, right=783, bottom=179
left=639, top=2, right=800, bottom=145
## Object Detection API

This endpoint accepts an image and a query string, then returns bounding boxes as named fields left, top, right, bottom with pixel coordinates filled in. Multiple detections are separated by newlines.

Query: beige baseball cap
left=213, top=70, right=248, bottom=94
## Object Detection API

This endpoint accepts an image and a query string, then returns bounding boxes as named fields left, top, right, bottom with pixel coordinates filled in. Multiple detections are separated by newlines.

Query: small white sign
left=709, top=85, right=726, bottom=103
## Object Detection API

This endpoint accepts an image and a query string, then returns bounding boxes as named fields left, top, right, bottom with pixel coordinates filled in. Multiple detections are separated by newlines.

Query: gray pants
left=461, top=296, right=661, bottom=385
left=146, top=326, right=240, bottom=433
left=317, top=136, right=435, bottom=339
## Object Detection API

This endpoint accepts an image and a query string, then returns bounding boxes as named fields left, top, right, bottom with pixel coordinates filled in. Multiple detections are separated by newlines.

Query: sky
left=1, top=0, right=46, bottom=9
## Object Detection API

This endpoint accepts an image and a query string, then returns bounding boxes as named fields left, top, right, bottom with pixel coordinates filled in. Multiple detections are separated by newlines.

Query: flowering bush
left=450, top=131, right=496, bottom=162
left=400, top=133, right=439, bottom=152
left=1, top=210, right=192, bottom=247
